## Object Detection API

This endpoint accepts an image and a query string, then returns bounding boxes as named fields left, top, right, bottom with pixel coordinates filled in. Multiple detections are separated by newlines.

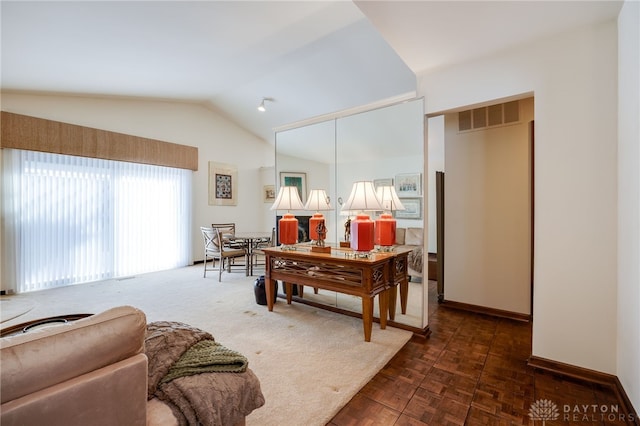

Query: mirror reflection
left=275, top=119, right=336, bottom=243
left=275, top=99, right=425, bottom=330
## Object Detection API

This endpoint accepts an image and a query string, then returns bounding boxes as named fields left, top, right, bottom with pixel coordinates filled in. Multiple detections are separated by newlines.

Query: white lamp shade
left=375, top=186, right=405, bottom=211
left=304, top=189, right=332, bottom=211
left=341, top=181, right=383, bottom=213
left=270, top=186, right=305, bottom=211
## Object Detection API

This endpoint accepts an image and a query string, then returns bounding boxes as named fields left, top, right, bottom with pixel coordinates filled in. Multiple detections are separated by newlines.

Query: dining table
left=229, top=231, right=272, bottom=276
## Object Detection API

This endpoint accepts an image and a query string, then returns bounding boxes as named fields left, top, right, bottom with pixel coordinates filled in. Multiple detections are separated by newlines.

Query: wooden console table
left=262, top=245, right=411, bottom=342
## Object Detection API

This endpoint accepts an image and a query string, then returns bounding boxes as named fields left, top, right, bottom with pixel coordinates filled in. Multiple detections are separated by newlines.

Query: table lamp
left=375, top=185, right=405, bottom=250
left=304, top=189, right=333, bottom=253
left=340, top=181, right=383, bottom=255
left=270, top=186, right=305, bottom=250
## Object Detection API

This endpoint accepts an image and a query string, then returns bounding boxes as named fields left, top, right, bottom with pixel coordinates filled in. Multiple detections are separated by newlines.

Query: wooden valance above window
left=0, top=111, right=198, bottom=171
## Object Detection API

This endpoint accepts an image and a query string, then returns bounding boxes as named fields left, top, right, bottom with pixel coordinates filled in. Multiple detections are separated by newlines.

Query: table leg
left=361, top=297, right=373, bottom=342
left=266, top=278, right=275, bottom=312
left=284, top=282, right=293, bottom=304
left=388, top=284, right=398, bottom=321
left=247, top=239, right=253, bottom=276
left=400, top=279, right=408, bottom=315
left=378, top=290, right=388, bottom=330
left=244, top=240, right=250, bottom=276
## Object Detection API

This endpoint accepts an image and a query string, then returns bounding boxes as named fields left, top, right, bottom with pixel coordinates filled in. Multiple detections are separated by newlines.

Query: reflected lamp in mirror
left=304, top=189, right=332, bottom=253
left=270, top=186, right=305, bottom=250
left=341, top=181, right=383, bottom=254
left=375, top=185, right=405, bottom=250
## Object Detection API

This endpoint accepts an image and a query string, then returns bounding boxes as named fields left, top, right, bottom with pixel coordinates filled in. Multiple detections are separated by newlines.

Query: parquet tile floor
left=328, top=281, right=629, bottom=426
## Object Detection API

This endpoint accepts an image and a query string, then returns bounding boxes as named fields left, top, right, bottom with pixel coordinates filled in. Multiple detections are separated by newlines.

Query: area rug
left=0, top=266, right=412, bottom=426
left=0, top=297, right=35, bottom=323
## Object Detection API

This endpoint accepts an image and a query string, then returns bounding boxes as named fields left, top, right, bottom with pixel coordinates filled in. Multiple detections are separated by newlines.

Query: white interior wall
left=617, top=0, right=640, bottom=412
left=0, top=146, right=3, bottom=291
left=419, top=20, right=618, bottom=374
left=443, top=98, right=533, bottom=315
left=0, top=93, right=275, bottom=262
left=427, top=116, right=445, bottom=253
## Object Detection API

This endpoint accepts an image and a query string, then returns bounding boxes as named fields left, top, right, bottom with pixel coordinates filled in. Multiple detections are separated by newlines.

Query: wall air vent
left=473, top=108, right=487, bottom=128
left=459, top=100, right=520, bottom=132
left=488, top=104, right=502, bottom=126
left=504, top=101, right=519, bottom=123
left=459, top=110, right=472, bottom=131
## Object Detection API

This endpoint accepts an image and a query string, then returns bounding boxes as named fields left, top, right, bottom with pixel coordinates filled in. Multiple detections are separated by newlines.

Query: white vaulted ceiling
left=1, top=1, right=623, bottom=143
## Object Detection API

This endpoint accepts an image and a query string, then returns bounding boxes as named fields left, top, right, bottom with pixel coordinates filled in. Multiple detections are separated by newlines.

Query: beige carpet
left=0, top=297, right=35, bottom=323
left=0, top=265, right=412, bottom=426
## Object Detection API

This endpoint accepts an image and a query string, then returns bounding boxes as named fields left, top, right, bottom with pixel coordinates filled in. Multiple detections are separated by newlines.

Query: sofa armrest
left=1, top=305, right=147, bottom=404
left=1, top=353, right=148, bottom=426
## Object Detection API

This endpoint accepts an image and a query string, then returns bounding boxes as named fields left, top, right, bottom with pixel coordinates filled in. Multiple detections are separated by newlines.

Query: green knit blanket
left=160, top=339, right=248, bottom=384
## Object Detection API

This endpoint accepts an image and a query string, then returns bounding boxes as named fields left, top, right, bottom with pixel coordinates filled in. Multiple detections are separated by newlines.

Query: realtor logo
left=529, top=399, right=560, bottom=425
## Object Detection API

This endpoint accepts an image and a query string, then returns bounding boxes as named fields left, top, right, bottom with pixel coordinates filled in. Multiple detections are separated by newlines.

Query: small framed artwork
left=396, top=198, right=422, bottom=219
left=263, top=185, right=276, bottom=203
left=395, top=173, right=422, bottom=197
left=373, top=178, right=393, bottom=190
left=208, top=162, right=237, bottom=206
left=279, top=172, right=307, bottom=203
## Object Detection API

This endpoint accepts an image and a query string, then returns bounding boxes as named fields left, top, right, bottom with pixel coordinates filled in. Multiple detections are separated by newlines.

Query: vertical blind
left=2, top=148, right=192, bottom=293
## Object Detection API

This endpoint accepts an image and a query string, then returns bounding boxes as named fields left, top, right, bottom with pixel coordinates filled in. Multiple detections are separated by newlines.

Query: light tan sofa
left=1, top=305, right=263, bottom=426
left=396, top=227, right=424, bottom=282
left=1, top=306, right=148, bottom=426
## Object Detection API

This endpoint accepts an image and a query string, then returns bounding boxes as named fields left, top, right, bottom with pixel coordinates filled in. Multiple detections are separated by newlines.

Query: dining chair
left=251, top=227, right=276, bottom=273
left=200, top=226, right=248, bottom=281
left=211, top=223, right=244, bottom=249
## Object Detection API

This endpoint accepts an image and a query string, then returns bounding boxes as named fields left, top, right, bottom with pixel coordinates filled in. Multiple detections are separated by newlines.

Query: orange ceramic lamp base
left=350, top=214, right=375, bottom=252
left=375, top=213, right=396, bottom=247
left=279, top=214, right=298, bottom=246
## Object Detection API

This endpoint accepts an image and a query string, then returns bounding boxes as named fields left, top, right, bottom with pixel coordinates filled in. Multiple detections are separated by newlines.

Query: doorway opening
left=426, top=95, right=534, bottom=321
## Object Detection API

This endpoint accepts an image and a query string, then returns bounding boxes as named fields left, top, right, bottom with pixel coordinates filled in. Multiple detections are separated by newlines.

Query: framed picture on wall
left=396, top=198, right=422, bottom=219
left=263, top=185, right=276, bottom=203
left=279, top=172, right=307, bottom=203
left=208, top=162, right=237, bottom=206
left=395, top=173, right=422, bottom=197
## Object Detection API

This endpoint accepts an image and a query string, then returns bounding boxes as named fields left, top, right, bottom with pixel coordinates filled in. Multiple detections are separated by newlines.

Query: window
left=2, top=149, right=192, bottom=292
